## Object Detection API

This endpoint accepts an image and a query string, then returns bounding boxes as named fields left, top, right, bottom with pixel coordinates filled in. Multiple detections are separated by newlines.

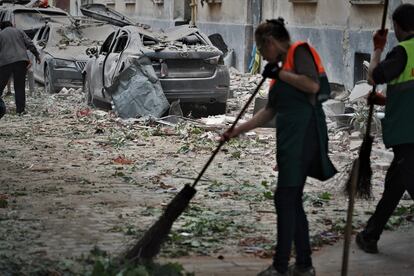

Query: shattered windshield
left=14, top=10, right=69, bottom=30
left=54, top=25, right=115, bottom=47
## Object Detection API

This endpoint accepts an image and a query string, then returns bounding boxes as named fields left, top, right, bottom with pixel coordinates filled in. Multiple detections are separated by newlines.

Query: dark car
left=31, top=21, right=118, bottom=93
left=83, top=25, right=230, bottom=116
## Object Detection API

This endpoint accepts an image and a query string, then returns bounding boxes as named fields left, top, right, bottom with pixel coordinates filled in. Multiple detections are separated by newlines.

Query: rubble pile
left=227, top=67, right=265, bottom=116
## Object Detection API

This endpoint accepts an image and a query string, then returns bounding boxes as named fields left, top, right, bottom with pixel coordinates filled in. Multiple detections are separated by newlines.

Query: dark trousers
left=274, top=186, right=313, bottom=273
left=0, top=61, right=28, bottom=113
left=363, top=144, right=414, bottom=241
left=273, top=116, right=320, bottom=273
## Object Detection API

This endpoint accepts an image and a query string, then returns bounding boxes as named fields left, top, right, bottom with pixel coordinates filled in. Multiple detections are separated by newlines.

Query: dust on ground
left=0, top=72, right=412, bottom=274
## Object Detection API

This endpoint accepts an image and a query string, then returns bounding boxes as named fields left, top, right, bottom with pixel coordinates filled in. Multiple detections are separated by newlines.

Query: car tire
left=44, top=66, right=57, bottom=94
left=83, top=75, right=93, bottom=106
left=207, top=102, right=227, bottom=116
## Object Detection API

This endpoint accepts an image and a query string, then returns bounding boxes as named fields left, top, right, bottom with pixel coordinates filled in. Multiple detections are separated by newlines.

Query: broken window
left=36, top=26, right=46, bottom=41
left=13, top=10, right=69, bottom=30
left=113, top=32, right=129, bottom=53
left=354, top=52, right=370, bottom=84
left=42, top=27, right=50, bottom=42
left=0, top=11, right=6, bottom=22
left=100, top=32, right=115, bottom=55
left=142, top=35, right=158, bottom=46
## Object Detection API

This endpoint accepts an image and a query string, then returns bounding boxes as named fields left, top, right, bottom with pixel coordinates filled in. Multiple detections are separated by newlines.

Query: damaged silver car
left=31, top=21, right=117, bottom=93
left=83, top=25, right=230, bottom=117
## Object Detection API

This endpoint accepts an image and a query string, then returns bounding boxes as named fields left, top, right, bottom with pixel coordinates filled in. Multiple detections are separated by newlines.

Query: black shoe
left=17, top=110, right=28, bottom=116
left=289, top=265, right=315, bottom=276
left=258, top=265, right=289, bottom=276
left=356, top=232, right=378, bottom=254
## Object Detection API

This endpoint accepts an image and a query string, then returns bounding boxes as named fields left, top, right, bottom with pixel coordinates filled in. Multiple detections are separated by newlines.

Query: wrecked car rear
left=83, top=25, right=230, bottom=118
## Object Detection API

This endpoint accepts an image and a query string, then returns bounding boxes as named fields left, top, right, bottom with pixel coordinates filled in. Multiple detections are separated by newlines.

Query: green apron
left=270, top=76, right=337, bottom=187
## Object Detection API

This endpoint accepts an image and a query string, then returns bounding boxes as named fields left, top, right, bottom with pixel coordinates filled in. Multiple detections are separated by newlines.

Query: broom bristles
left=124, top=184, right=197, bottom=263
left=345, top=135, right=373, bottom=199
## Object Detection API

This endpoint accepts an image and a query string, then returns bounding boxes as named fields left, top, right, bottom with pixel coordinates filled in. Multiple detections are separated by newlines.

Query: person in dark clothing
left=222, top=18, right=336, bottom=276
left=0, top=21, right=40, bottom=118
left=356, top=3, right=414, bottom=254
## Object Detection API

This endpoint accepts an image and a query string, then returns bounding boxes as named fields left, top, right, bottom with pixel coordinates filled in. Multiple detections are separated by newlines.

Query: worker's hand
left=262, top=63, right=281, bottom=80
left=220, top=127, right=242, bottom=142
left=26, top=60, right=32, bottom=69
left=373, top=29, right=388, bottom=51
left=36, top=56, right=41, bottom=64
left=367, top=91, right=386, bottom=106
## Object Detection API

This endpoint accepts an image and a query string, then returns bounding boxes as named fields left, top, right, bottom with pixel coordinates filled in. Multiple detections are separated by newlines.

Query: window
left=0, top=11, right=5, bottom=22
left=289, top=0, right=317, bottom=3
left=42, top=26, right=50, bottom=42
left=36, top=26, right=46, bottom=41
left=354, top=52, right=371, bottom=84
left=350, top=0, right=384, bottom=4
left=100, top=32, right=115, bottom=55
left=142, top=35, right=157, bottom=46
left=113, top=32, right=128, bottom=53
left=203, top=0, right=222, bottom=4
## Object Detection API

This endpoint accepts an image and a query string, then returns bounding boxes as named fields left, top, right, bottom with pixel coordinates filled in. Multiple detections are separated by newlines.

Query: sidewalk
left=168, top=223, right=414, bottom=276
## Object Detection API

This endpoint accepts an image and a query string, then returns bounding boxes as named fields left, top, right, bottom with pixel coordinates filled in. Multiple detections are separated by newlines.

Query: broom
left=341, top=1, right=389, bottom=275
left=124, top=77, right=267, bottom=263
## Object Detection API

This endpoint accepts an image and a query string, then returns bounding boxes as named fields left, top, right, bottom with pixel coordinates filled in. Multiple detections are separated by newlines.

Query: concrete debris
left=0, top=71, right=411, bottom=274
left=349, top=81, right=372, bottom=102
left=323, top=99, right=345, bottom=116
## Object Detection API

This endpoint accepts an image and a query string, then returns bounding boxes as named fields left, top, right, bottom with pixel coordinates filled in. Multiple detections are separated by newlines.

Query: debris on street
left=0, top=71, right=412, bottom=274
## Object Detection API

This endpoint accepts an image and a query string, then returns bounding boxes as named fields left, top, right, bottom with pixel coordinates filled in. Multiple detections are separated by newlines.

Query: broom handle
left=342, top=2, right=389, bottom=276
left=365, top=0, right=388, bottom=138
left=341, top=159, right=359, bottom=276
left=192, top=78, right=267, bottom=188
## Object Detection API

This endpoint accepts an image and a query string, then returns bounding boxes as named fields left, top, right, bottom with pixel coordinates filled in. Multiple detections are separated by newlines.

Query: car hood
left=45, top=46, right=89, bottom=62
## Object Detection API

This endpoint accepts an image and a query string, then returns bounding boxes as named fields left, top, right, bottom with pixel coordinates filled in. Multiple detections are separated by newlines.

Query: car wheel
left=207, top=102, right=227, bottom=116
left=44, top=66, right=56, bottom=94
left=83, top=75, right=93, bottom=106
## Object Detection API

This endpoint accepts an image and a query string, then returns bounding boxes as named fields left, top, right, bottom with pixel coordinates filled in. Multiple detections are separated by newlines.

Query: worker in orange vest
left=222, top=18, right=336, bottom=276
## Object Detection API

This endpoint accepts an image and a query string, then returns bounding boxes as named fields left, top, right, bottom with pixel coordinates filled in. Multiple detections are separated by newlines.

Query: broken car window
left=113, top=32, right=128, bottom=53
left=142, top=35, right=157, bottom=46
left=100, top=32, right=115, bottom=55
left=13, top=11, right=68, bottom=30
left=42, top=26, right=50, bottom=42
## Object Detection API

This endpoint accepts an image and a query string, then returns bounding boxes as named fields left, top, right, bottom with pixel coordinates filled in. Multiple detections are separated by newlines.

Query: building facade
left=60, top=0, right=414, bottom=90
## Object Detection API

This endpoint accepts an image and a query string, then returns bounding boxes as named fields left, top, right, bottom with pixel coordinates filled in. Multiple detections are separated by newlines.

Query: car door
left=103, top=30, right=129, bottom=89
left=89, top=30, right=117, bottom=100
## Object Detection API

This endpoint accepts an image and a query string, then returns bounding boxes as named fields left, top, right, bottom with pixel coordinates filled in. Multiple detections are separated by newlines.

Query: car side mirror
left=86, top=46, right=99, bottom=58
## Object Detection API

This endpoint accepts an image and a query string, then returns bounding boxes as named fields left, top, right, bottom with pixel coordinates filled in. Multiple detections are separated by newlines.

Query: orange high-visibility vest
left=269, top=41, right=326, bottom=89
